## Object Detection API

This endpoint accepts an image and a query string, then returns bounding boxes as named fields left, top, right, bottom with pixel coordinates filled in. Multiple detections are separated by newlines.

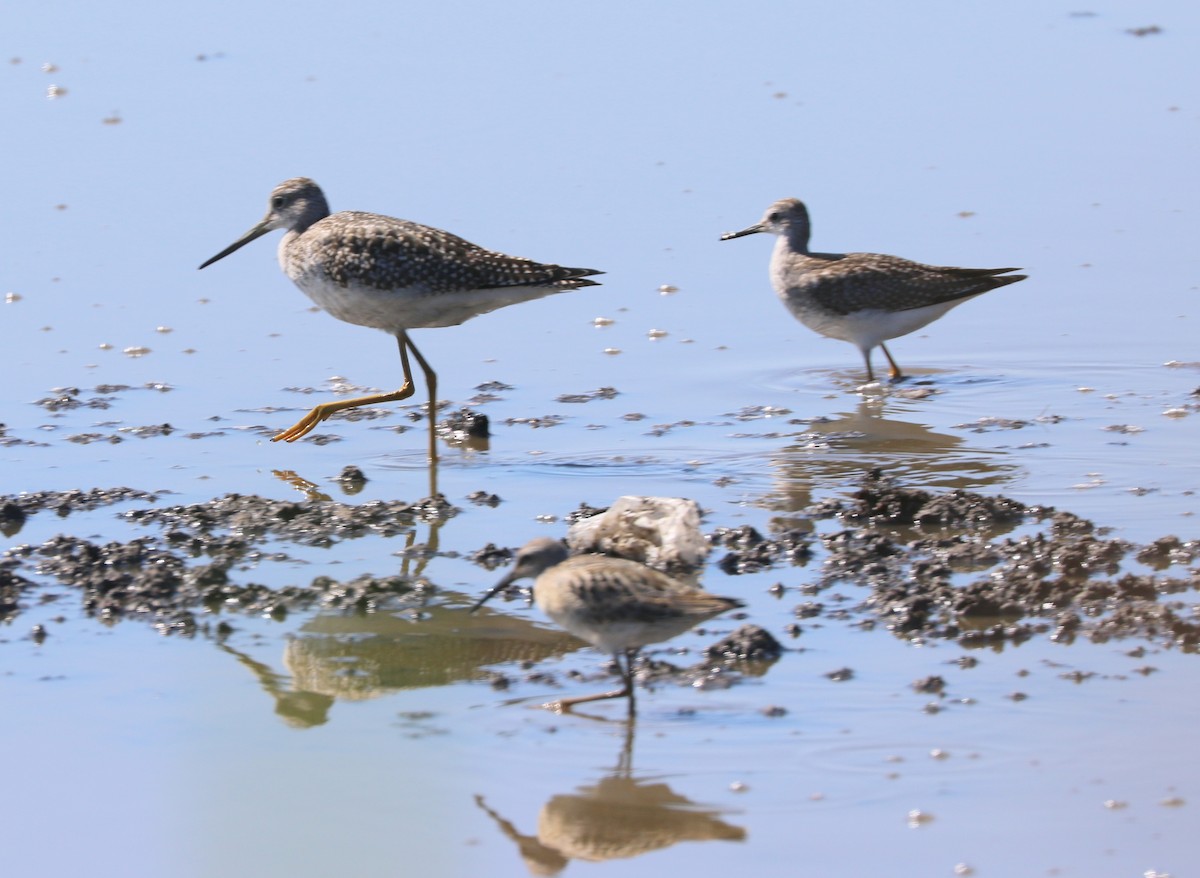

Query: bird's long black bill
left=468, top=572, right=518, bottom=614
left=198, top=221, right=272, bottom=269
left=719, top=223, right=765, bottom=241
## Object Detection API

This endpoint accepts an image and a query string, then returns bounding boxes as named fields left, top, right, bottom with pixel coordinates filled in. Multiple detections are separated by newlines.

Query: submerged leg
left=621, top=648, right=638, bottom=716
left=543, top=649, right=637, bottom=713
left=271, top=330, right=428, bottom=443
left=860, top=347, right=877, bottom=383
left=879, top=342, right=904, bottom=381
left=400, top=331, right=439, bottom=468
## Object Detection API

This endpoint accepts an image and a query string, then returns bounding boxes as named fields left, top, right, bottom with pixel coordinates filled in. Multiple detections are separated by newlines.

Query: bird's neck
left=293, top=203, right=330, bottom=236
left=775, top=224, right=811, bottom=257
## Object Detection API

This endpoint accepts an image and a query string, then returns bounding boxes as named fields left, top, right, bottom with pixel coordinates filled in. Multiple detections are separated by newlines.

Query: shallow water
left=4, top=3, right=1200, bottom=876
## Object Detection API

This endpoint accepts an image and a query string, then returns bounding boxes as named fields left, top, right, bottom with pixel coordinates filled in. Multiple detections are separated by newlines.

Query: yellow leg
left=271, top=385, right=416, bottom=442
left=272, top=329, right=428, bottom=443
left=880, top=342, right=904, bottom=381
left=271, top=330, right=442, bottom=462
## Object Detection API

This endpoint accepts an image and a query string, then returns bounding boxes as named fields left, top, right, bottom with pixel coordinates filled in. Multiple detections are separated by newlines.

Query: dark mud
left=124, top=491, right=456, bottom=545
left=23, top=534, right=428, bottom=635
left=3, top=470, right=1198, bottom=683
left=2, top=488, right=453, bottom=633
left=794, top=469, right=1200, bottom=652
left=710, top=525, right=813, bottom=574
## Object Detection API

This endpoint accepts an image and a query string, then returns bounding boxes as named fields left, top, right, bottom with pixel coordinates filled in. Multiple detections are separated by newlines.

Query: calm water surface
left=3, top=2, right=1199, bottom=876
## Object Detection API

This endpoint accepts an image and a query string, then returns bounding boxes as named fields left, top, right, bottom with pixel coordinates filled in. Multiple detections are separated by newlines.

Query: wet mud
left=2, top=488, right=453, bottom=633
left=3, top=469, right=1198, bottom=683
left=793, top=469, right=1200, bottom=651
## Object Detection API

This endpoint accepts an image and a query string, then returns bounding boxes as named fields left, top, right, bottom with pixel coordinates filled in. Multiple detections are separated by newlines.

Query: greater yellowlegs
left=721, top=198, right=1025, bottom=381
left=470, top=537, right=743, bottom=712
left=199, top=178, right=602, bottom=447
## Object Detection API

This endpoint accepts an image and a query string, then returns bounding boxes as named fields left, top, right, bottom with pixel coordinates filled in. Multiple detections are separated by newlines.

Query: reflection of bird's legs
left=272, top=469, right=332, bottom=501
left=272, top=331, right=421, bottom=443
left=615, top=712, right=636, bottom=775
left=472, top=795, right=526, bottom=844
left=879, top=342, right=904, bottom=381
left=395, top=516, right=443, bottom=580
left=398, top=530, right=418, bottom=579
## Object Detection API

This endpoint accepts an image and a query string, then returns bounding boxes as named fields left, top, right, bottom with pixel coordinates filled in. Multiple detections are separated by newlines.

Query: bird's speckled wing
left=298, top=211, right=601, bottom=294
left=551, top=556, right=741, bottom=624
left=781, top=252, right=1023, bottom=315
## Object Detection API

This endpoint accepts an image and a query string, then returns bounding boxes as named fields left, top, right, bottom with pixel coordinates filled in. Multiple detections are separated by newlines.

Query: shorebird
left=470, top=537, right=743, bottom=712
left=721, top=198, right=1025, bottom=381
left=199, top=178, right=602, bottom=448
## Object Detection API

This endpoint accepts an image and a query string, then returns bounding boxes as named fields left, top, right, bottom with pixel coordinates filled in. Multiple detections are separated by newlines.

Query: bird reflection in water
left=215, top=637, right=336, bottom=728
left=475, top=719, right=744, bottom=873
left=767, top=397, right=1019, bottom=515
left=210, top=572, right=580, bottom=728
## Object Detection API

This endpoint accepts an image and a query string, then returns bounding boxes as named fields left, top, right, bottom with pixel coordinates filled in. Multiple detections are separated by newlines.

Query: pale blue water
left=3, top=3, right=1199, bottom=876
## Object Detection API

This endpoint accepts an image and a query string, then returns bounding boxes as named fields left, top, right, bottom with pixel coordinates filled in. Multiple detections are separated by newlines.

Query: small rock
left=704, top=624, right=783, bottom=662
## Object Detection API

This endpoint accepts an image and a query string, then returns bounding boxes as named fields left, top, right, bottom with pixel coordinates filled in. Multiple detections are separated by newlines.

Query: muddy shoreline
left=5, top=471, right=1197, bottom=682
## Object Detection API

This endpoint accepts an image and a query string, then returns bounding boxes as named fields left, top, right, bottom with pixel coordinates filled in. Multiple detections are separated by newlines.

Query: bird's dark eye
left=767, top=212, right=781, bottom=223
left=271, top=195, right=286, bottom=209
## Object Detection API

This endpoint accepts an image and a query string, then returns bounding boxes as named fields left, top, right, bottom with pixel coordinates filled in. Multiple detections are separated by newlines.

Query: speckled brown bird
left=200, top=178, right=601, bottom=446
left=470, top=537, right=743, bottom=712
left=722, top=197, right=1025, bottom=382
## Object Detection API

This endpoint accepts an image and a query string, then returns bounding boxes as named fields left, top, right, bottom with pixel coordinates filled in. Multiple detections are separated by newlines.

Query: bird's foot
left=270, top=383, right=418, bottom=443
left=272, top=404, right=336, bottom=442
left=542, top=687, right=631, bottom=713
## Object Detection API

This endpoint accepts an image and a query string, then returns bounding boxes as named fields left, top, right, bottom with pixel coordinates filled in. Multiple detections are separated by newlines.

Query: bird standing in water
left=199, top=177, right=602, bottom=452
left=471, top=537, right=744, bottom=712
left=722, top=198, right=1024, bottom=382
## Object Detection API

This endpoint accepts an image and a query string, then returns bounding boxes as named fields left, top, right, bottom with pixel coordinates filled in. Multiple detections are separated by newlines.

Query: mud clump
left=0, top=562, right=33, bottom=621
left=4, top=473, right=1200, bottom=665
left=1, top=488, right=450, bottom=632
left=335, top=466, right=369, bottom=493
left=637, top=624, right=781, bottom=694
left=4, top=487, right=163, bottom=524
left=912, top=675, right=947, bottom=695
left=810, top=467, right=1028, bottom=528
left=805, top=471, right=1200, bottom=652
left=710, top=525, right=813, bottom=575
left=470, top=542, right=514, bottom=571
left=703, top=624, right=783, bottom=662
left=13, top=532, right=427, bottom=635
left=124, top=492, right=456, bottom=547
left=1136, top=535, right=1200, bottom=570
left=1, top=503, right=26, bottom=537
left=437, top=407, right=490, bottom=444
